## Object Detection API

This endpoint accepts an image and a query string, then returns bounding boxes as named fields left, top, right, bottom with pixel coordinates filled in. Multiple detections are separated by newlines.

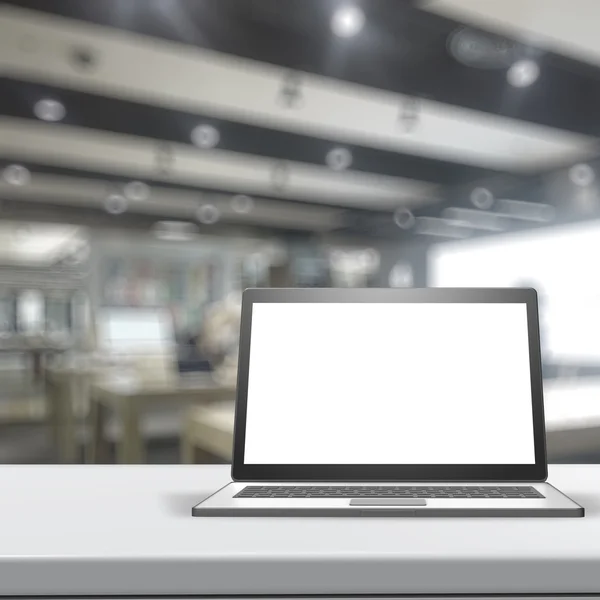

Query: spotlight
left=196, top=204, right=220, bottom=224
left=507, top=59, right=539, bottom=88
left=33, top=98, right=66, bottom=122
left=331, top=5, right=365, bottom=38
left=191, top=124, right=220, bottom=149
left=231, top=194, right=254, bottom=213
left=124, top=181, right=150, bottom=201
left=393, top=208, right=415, bottom=230
left=104, top=194, right=128, bottom=215
left=470, top=187, right=494, bottom=209
left=569, top=163, right=595, bottom=187
left=326, top=147, right=352, bottom=171
left=2, top=164, right=30, bottom=186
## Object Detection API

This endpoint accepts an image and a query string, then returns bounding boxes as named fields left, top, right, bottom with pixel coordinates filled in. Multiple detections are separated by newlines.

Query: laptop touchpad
left=350, top=499, right=427, bottom=506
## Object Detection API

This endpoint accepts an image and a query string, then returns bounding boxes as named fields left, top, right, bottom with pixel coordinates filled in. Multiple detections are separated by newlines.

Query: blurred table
left=90, top=374, right=234, bottom=464
left=182, top=400, right=235, bottom=463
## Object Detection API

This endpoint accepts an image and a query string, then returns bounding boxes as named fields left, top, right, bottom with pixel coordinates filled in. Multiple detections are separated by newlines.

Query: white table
left=0, top=465, right=597, bottom=597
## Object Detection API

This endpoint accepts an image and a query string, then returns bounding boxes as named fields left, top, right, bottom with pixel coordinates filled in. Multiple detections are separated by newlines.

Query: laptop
left=192, top=287, right=584, bottom=518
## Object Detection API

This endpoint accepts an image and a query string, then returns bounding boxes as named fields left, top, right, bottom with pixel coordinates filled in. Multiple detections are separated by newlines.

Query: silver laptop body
left=193, top=288, right=583, bottom=518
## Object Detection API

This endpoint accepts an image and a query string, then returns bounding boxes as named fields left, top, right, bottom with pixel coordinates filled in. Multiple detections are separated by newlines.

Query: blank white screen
left=244, top=303, right=536, bottom=464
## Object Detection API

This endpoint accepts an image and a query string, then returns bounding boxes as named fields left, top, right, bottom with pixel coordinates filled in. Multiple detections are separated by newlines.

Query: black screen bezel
left=231, top=288, right=547, bottom=482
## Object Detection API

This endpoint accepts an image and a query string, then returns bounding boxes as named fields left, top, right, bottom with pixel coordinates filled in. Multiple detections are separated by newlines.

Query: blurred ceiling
left=1, top=0, right=600, bottom=240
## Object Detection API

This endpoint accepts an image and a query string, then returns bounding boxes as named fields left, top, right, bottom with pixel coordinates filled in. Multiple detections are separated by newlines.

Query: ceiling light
left=507, top=59, right=539, bottom=88
left=470, top=187, right=494, bottom=209
left=104, top=194, right=128, bottom=215
left=124, top=180, right=150, bottom=201
left=2, top=164, right=31, bottom=186
left=231, top=194, right=254, bottom=213
left=393, top=208, right=415, bottom=230
left=191, top=124, right=220, bottom=149
left=326, top=147, right=352, bottom=171
left=33, top=98, right=66, bottom=122
left=331, top=5, right=365, bottom=38
left=196, top=204, right=220, bottom=224
left=569, top=163, right=595, bottom=187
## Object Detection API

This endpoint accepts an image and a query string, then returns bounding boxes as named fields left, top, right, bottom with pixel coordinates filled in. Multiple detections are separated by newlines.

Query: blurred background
left=1, top=0, right=600, bottom=464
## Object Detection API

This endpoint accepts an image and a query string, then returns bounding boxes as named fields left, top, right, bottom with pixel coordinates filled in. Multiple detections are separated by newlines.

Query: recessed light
left=393, top=208, right=415, bottom=230
left=124, top=181, right=150, bottom=201
left=231, top=194, right=254, bottom=213
left=196, top=204, right=220, bottom=224
left=191, top=124, right=220, bottom=149
left=331, top=5, right=365, bottom=38
left=569, top=163, right=595, bottom=187
left=34, top=98, right=66, bottom=122
left=104, top=194, right=128, bottom=215
left=326, top=147, right=352, bottom=171
left=507, top=59, right=539, bottom=88
left=470, top=187, right=494, bottom=209
left=2, top=164, right=31, bottom=186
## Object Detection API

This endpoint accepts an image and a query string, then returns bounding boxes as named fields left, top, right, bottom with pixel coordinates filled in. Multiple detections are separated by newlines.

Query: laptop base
left=192, top=482, right=584, bottom=518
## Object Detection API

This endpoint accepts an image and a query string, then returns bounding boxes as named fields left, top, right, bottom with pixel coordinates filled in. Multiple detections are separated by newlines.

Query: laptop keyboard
left=235, top=485, right=544, bottom=499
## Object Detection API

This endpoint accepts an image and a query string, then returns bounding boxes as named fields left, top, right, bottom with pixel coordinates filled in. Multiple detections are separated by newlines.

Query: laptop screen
left=243, top=302, right=536, bottom=465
